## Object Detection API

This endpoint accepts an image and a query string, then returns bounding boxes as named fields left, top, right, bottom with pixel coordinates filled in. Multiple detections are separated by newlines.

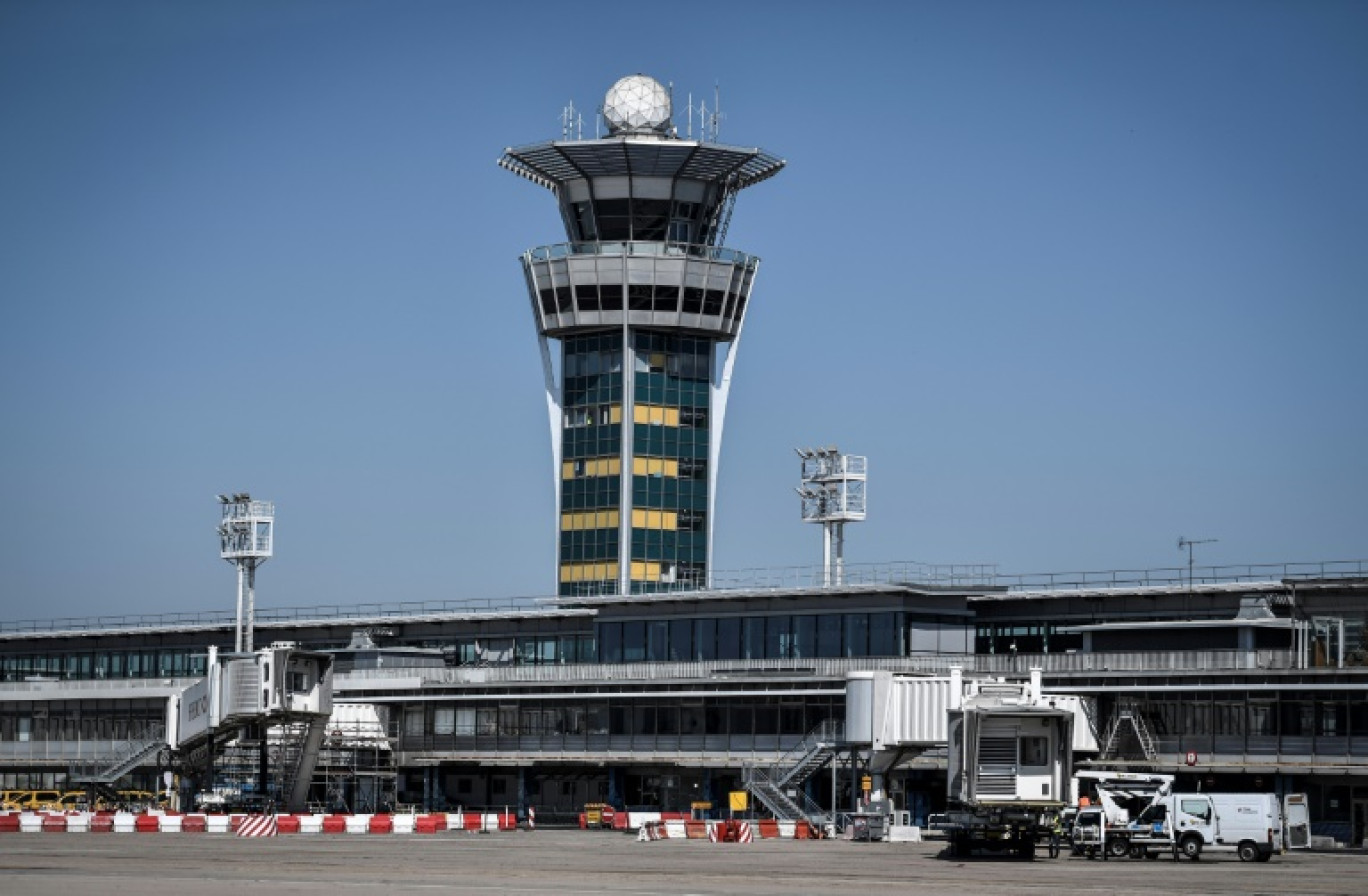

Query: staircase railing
left=1101, top=701, right=1159, bottom=763
left=742, top=719, right=843, bottom=827
left=69, top=722, right=166, bottom=784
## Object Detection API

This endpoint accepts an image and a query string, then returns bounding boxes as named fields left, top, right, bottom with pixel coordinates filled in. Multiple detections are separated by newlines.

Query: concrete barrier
left=664, top=820, right=687, bottom=839
left=41, top=815, right=68, bottom=833
left=113, top=814, right=137, bottom=834
left=67, top=814, right=90, bottom=833
left=777, top=821, right=796, bottom=839
left=159, top=815, right=183, bottom=833
left=298, top=815, right=323, bottom=834
left=182, top=815, right=207, bottom=833
left=276, top=816, right=301, bottom=834
left=205, top=815, right=232, bottom=834
left=392, top=814, right=416, bottom=834
left=345, top=814, right=371, bottom=834
left=20, top=814, right=44, bottom=833
left=627, top=811, right=662, bottom=830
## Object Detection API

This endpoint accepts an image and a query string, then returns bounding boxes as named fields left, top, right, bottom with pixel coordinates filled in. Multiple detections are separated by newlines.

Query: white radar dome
left=602, top=74, right=672, bottom=136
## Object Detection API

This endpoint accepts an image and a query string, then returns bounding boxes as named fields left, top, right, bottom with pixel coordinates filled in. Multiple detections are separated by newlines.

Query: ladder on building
left=743, top=719, right=843, bottom=829
left=1100, top=701, right=1159, bottom=763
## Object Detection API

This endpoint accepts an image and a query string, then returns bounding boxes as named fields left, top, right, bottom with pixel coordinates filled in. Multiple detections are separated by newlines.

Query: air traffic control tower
left=500, top=75, right=784, bottom=597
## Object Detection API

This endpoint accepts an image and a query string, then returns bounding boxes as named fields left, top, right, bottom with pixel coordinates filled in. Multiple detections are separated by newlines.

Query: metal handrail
left=69, top=721, right=165, bottom=782
left=526, top=241, right=758, bottom=266
left=327, top=648, right=1300, bottom=689
left=3, top=558, right=1364, bottom=634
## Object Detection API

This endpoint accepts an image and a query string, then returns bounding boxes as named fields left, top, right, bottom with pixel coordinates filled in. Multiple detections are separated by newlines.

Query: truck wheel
left=1180, top=835, right=1202, bottom=860
left=1237, top=841, right=1259, bottom=863
left=1107, top=836, right=1129, bottom=858
left=1128, top=844, right=1145, bottom=860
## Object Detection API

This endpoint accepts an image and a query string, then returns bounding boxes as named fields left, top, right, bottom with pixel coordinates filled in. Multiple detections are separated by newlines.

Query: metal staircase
left=69, top=723, right=166, bottom=785
left=743, top=719, right=843, bottom=828
left=1100, top=700, right=1159, bottom=763
left=274, top=717, right=330, bottom=812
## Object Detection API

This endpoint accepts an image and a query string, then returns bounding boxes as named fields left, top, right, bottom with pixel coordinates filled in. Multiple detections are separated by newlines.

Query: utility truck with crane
left=1075, top=779, right=1309, bottom=862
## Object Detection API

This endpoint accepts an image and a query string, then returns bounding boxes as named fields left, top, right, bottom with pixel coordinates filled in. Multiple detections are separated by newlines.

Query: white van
left=1130, top=792, right=1291, bottom=861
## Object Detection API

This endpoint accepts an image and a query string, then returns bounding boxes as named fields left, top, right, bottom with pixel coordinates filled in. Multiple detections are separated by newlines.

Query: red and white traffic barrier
left=236, top=814, right=278, bottom=837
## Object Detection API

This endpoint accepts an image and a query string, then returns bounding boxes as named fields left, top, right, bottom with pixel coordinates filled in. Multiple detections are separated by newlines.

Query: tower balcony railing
left=527, top=240, right=757, bottom=266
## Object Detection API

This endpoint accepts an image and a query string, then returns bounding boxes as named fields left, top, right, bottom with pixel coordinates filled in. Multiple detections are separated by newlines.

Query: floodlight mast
left=218, top=493, right=274, bottom=652
left=796, top=447, right=867, bottom=586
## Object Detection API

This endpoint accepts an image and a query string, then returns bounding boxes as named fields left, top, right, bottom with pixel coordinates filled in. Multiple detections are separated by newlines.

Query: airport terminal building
left=2, top=562, right=1365, bottom=844
left=2, top=76, right=1365, bottom=846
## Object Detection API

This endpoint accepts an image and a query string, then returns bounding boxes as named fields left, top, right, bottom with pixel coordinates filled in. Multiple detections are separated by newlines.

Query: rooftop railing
left=330, top=648, right=1302, bottom=689
left=2, top=558, right=1364, bottom=636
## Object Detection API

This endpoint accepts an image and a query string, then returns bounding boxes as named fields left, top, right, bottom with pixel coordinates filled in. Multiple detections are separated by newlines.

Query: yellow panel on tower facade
left=561, top=510, right=620, bottom=531
left=629, top=561, right=662, bottom=581
left=631, top=509, right=678, bottom=530
left=559, top=561, right=620, bottom=583
left=632, top=404, right=681, bottom=427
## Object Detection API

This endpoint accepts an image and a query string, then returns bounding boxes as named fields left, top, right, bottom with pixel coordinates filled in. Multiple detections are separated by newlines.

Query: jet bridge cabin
left=170, top=643, right=333, bottom=751
left=947, top=701, right=1073, bottom=808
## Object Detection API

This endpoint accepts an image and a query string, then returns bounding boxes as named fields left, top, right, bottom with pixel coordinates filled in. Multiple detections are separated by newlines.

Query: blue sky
left=1, top=0, right=1365, bottom=620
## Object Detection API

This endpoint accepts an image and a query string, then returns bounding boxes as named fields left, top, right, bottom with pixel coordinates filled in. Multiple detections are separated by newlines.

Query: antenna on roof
left=560, top=101, right=583, bottom=141
left=712, top=81, right=722, bottom=142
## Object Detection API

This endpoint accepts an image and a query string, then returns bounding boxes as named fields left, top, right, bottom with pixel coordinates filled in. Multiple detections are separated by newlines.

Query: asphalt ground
left=0, top=829, right=1363, bottom=896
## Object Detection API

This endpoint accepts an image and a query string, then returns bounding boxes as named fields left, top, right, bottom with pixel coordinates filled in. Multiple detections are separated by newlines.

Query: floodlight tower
left=217, top=493, right=274, bottom=653
left=500, top=74, right=785, bottom=597
left=796, top=448, right=867, bottom=586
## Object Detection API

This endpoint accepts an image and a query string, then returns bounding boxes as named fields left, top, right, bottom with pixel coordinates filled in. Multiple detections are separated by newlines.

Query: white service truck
left=1070, top=771, right=1174, bottom=858
left=1099, top=789, right=1308, bottom=862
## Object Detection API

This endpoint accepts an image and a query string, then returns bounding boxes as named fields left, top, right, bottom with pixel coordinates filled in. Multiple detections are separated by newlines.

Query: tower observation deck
left=500, top=74, right=785, bottom=597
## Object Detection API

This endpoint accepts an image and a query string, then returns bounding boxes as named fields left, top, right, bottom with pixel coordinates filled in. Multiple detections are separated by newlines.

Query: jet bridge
left=845, top=670, right=1098, bottom=804
left=167, top=642, right=333, bottom=812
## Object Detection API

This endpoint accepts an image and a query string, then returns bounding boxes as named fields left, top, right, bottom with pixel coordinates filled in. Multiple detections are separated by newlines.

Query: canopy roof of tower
left=498, top=137, right=786, bottom=192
